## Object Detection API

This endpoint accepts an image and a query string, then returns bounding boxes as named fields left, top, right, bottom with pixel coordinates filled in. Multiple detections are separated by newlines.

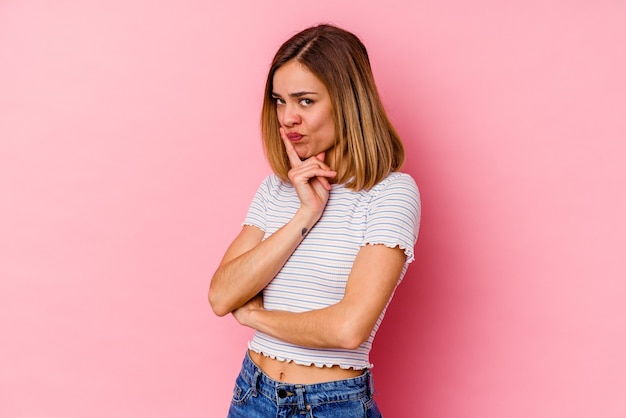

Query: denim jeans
left=226, top=351, right=383, bottom=418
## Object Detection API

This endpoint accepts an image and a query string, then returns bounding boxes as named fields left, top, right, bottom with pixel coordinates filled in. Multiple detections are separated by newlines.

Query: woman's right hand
left=280, top=128, right=336, bottom=222
left=210, top=132, right=337, bottom=317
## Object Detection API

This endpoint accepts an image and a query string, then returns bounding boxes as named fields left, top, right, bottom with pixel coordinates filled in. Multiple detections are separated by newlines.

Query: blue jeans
left=226, top=351, right=383, bottom=418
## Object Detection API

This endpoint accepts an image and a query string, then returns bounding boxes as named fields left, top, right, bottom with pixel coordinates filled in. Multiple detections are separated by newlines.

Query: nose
left=279, top=103, right=301, bottom=127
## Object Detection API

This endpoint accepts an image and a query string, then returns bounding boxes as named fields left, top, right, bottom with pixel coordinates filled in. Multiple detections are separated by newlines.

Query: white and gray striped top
left=244, top=171, right=421, bottom=370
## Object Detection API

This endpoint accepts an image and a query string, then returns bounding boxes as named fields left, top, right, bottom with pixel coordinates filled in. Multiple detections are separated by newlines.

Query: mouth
left=286, top=132, right=303, bottom=142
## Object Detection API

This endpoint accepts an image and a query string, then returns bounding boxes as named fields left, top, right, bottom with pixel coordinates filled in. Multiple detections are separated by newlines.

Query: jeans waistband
left=240, top=351, right=373, bottom=406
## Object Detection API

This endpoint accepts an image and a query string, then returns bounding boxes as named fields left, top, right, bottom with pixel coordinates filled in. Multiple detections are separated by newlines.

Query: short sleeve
left=363, top=173, right=421, bottom=263
left=242, top=175, right=274, bottom=232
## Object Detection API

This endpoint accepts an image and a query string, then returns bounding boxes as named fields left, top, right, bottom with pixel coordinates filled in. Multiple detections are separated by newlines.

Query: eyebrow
left=271, top=91, right=319, bottom=98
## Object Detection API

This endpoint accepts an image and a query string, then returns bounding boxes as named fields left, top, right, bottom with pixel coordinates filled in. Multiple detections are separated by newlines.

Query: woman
left=209, top=24, right=420, bottom=417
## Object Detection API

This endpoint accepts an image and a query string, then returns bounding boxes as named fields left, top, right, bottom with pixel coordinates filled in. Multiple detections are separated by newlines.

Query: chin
left=293, top=146, right=311, bottom=160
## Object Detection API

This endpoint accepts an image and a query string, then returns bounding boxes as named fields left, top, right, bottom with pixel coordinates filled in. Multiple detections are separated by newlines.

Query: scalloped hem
left=241, top=222, right=264, bottom=230
left=247, top=347, right=371, bottom=371
left=362, top=241, right=415, bottom=264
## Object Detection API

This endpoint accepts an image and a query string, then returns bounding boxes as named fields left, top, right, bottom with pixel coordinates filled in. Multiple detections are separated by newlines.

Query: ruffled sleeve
left=363, top=173, right=421, bottom=264
left=242, top=174, right=276, bottom=232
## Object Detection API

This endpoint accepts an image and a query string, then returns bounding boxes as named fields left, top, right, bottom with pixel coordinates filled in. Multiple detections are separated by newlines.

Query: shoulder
left=362, top=172, right=421, bottom=261
left=258, top=173, right=283, bottom=187
left=365, top=172, right=421, bottom=225
left=255, top=173, right=292, bottom=195
left=370, top=172, right=420, bottom=202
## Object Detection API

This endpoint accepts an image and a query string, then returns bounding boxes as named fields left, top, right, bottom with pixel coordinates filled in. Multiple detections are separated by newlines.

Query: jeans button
left=277, top=389, right=287, bottom=398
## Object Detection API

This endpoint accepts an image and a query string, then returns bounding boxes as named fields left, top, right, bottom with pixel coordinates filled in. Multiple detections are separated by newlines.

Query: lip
left=286, top=132, right=303, bottom=142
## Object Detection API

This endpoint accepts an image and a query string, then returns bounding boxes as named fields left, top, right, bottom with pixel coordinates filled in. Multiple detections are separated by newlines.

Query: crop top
left=242, top=171, right=421, bottom=370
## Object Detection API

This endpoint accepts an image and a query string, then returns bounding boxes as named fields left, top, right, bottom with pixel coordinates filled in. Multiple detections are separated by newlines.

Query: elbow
left=210, top=303, right=230, bottom=318
left=208, top=289, right=231, bottom=317
left=337, top=337, right=366, bottom=351
left=208, top=271, right=232, bottom=317
left=333, top=318, right=371, bottom=350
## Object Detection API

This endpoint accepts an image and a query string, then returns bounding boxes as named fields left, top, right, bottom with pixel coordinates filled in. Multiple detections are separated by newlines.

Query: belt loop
left=367, top=370, right=375, bottom=397
left=251, top=369, right=261, bottom=397
left=295, top=385, right=306, bottom=411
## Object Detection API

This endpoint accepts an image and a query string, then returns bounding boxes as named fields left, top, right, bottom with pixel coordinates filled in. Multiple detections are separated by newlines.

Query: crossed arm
left=209, top=220, right=406, bottom=350
left=208, top=128, right=407, bottom=350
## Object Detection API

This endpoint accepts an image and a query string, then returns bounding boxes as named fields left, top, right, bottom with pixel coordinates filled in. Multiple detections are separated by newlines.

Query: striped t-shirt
left=243, top=171, right=421, bottom=370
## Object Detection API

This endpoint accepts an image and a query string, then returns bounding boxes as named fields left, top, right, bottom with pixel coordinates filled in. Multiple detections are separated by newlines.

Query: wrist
left=293, top=208, right=321, bottom=234
left=243, top=306, right=262, bottom=329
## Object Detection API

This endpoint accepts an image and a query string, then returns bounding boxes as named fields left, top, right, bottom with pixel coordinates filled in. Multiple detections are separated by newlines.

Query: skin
left=209, top=59, right=406, bottom=384
left=273, top=60, right=337, bottom=164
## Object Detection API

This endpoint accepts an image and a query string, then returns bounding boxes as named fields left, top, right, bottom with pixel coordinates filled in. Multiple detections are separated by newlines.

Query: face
left=272, top=60, right=336, bottom=163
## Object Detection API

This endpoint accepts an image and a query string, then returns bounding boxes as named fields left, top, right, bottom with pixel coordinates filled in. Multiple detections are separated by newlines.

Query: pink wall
left=1, top=1, right=625, bottom=417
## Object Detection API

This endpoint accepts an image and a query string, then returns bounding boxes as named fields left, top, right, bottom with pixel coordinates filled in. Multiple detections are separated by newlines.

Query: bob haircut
left=261, top=24, right=405, bottom=191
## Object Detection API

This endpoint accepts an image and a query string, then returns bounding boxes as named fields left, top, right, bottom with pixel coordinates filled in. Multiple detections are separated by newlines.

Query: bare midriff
left=248, top=350, right=364, bottom=384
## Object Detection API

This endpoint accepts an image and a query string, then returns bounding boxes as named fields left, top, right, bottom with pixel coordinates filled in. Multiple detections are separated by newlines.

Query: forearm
left=209, top=209, right=318, bottom=316
left=233, top=245, right=407, bottom=349
left=239, top=303, right=368, bottom=350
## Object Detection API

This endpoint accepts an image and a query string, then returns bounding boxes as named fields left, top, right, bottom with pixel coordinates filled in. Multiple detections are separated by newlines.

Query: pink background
left=1, top=1, right=625, bottom=417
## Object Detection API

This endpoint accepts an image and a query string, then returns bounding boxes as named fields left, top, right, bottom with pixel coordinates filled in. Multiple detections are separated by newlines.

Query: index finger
left=280, top=127, right=303, bottom=168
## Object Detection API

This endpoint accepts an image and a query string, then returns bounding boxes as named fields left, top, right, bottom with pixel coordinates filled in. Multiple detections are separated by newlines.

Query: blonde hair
left=261, top=24, right=405, bottom=191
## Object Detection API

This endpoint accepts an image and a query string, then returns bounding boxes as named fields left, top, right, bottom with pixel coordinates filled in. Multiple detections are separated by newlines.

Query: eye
left=273, top=96, right=285, bottom=105
left=299, top=98, right=314, bottom=107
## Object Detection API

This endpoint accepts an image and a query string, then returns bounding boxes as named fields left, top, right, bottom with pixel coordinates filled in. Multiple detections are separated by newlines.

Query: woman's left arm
left=232, top=243, right=407, bottom=350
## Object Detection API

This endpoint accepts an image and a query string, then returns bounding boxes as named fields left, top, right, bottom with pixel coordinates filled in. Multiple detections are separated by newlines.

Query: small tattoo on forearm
left=301, top=228, right=308, bottom=236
